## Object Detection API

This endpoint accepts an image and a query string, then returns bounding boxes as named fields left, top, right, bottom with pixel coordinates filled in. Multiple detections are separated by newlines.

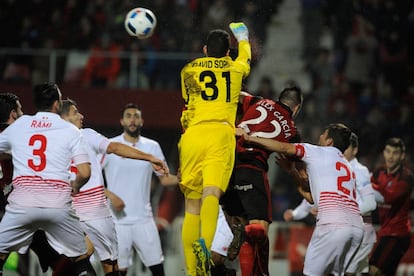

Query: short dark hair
left=279, top=86, right=303, bottom=108
left=121, top=103, right=140, bottom=117
left=33, top=82, right=61, bottom=111
left=385, top=137, right=405, bottom=153
left=349, top=132, right=359, bottom=148
left=325, top=123, right=352, bottom=153
left=60, top=99, right=77, bottom=116
left=206, top=29, right=230, bottom=58
left=0, top=93, right=19, bottom=123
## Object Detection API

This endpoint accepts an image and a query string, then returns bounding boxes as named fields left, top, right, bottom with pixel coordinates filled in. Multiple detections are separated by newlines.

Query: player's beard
left=125, top=125, right=141, bottom=138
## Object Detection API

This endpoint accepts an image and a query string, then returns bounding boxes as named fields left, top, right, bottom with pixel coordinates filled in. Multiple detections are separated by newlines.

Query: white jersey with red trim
left=102, top=134, right=168, bottom=224
left=71, top=128, right=111, bottom=221
left=0, top=112, right=89, bottom=208
left=294, top=143, right=362, bottom=226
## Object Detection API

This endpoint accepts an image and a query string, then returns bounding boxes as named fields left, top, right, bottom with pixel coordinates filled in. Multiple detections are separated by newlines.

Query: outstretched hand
left=229, top=22, right=249, bottom=42
left=151, top=158, right=169, bottom=175
left=275, top=153, right=295, bottom=173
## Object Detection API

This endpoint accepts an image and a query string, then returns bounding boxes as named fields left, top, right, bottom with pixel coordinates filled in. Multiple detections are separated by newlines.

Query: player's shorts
left=0, top=205, right=87, bottom=257
left=303, top=224, right=364, bottom=276
left=80, top=217, right=118, bottom=262
left=115, top=218, right=164, bottom=269
left=221, top=165, right=271, bottom=222
left=346, top=223, right=376, bottom=273
left=211, top=207, right=234, bottom=256
left=178, top=124, right=235, bottom=199
left=369, top=235, right=411, bottom=276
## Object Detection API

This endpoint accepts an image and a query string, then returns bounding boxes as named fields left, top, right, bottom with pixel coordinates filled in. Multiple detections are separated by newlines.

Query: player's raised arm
left=242, top=132, right=297, bottom=156
left=106, top=141, right=169, bottom=175
left=229, top=22, right=251, bottom=77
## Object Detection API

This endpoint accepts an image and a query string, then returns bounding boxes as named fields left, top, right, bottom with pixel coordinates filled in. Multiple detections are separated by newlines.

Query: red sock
left=239, top=241, right=254, bottom=276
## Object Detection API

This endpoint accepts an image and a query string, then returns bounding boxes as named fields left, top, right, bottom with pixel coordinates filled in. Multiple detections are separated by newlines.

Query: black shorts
left=369, top=235, right=411, bottom=275
left=220, top=165, right=272, bottom=222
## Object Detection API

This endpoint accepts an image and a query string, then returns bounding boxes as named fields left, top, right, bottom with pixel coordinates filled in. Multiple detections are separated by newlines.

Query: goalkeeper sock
left=200, top=195, right=219, bottom=249
left=182, top=212, right=200, bottom=275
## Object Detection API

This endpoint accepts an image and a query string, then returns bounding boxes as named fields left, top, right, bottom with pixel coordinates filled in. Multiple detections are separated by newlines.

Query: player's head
left=60, top=99, right=84, bottom=129
left=0, top=92, right=23, bottom=124
left=383, top=137, right=405, bottom=172
left=343, top=132, right=359, bottom=161
left=33, top=82, right=62, bottom=113
left=120, top=103, right=143, bottom=138
left=319, top=123, right=351, bottom=153
left=278, top=86, right=303, bottom=119
left=204, top=29, right=230, bottom=58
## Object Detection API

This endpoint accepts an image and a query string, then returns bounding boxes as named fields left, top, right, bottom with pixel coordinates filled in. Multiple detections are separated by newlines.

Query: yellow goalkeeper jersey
left=180, top=41, right=251, bottom=130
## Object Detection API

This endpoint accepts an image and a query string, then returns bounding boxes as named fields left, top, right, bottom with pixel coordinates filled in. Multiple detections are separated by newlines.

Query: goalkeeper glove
left=229, top=22, right=249, bottom=42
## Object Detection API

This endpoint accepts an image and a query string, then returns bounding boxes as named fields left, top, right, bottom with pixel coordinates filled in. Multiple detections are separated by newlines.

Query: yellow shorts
left=178, top=124, right=235, bottom=199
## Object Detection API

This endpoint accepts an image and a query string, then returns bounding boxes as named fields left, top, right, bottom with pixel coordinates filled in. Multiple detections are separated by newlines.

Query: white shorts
left=346, top=223, right=376, bottom=273
left=303, top=224, right=364, bottom=276
left=115, top=218, right=164, bottom=269
left=0, top=205, right=87, bottom=257
left=211, top=207, right=234, bottom=256
left=81, top=217, right=118, bottom=262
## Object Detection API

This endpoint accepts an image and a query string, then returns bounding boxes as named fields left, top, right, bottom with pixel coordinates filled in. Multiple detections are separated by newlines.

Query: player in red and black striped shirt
left=370, top=137, right=414, bottom=275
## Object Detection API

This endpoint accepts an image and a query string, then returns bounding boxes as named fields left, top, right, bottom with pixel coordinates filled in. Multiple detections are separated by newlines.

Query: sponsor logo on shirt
left=234, top=184, right=253, bottom=191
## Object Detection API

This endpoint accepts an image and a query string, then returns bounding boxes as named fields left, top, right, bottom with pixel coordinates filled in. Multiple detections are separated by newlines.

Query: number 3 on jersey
left=28, top=134, right=47, bottom=172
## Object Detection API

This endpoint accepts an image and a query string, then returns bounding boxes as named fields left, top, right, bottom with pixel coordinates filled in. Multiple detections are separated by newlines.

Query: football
left=124, top=7, right=157, bottom=39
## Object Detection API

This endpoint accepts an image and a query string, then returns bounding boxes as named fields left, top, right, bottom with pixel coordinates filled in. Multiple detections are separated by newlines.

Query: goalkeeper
left=178, top=22, right=251, bottom=276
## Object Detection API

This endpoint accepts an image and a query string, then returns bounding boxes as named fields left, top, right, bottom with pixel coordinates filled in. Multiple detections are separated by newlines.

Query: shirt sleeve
left=234, top=40, right=251, bottom=78
left=292, top=198, right=314, bottom=220
left=71, top=131, right=90, bottom=165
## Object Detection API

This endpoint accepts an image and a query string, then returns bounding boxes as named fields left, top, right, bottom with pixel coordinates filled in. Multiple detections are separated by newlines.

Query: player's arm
left=106, top=141, right=169, bottom=175
left=158, top=174, right=179, bottom=186
left=357, top=180, right=377, bottom=214
left=229, top=22, right=251, bottom=77
left=71, top=162, right=91, bottom=194
left=241, top=131, right=297, bottom=156
left=105, top=188, right=125, bottom=212
left=275, top=153, right=312, bottom=199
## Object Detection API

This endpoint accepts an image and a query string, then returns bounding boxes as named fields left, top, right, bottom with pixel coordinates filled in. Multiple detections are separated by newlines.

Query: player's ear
left=203, top=45, right=208, bottom=56
left=326, top=137, right=334, bottom=147
left=10, top=109, right=18, bottom=121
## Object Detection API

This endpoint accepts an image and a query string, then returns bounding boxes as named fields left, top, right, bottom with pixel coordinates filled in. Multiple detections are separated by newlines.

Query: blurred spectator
left=344, top=15, right=378, bottom=94
left=327, top=80, right=357, bottom=125
left=203, top=0, right=231, bottom=30
left=300, top=0, right=325, bottom=64
left=378, top=31, right=408, bottom=98
left=117, top=39, right=156, bottom=89
left=155, top=36, right=185, bottom=90
left=255, top=76, right=277, bottom=99
left=83, top=33, right=121, bottom=88
left=69, top=15, right=96, bottom=50
left=308, top=47, right=335, bottom=116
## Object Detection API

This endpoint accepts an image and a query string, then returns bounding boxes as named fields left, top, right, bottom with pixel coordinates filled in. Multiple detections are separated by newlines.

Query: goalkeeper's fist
left=229, top=22, right=249, bottom=42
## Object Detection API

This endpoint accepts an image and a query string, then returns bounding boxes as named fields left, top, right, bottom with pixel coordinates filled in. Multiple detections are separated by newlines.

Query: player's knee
left=101, top=259, right=119, bottom=273
left=245, top=223, right=267, bottom=242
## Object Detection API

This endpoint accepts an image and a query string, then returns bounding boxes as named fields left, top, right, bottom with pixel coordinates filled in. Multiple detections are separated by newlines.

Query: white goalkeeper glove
left=229, top=22, right=249, bottom=42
